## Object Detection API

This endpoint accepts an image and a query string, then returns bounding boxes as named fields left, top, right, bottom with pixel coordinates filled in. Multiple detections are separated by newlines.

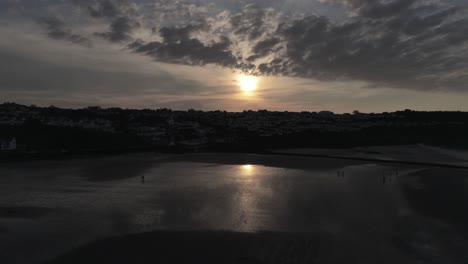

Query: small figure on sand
left=336, top=170, right=345, bottom=178
left=141, top=174, right=145, bottom=183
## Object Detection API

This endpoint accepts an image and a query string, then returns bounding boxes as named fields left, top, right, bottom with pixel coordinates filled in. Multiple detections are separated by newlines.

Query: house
left=0, top=137, right=17, bottom=151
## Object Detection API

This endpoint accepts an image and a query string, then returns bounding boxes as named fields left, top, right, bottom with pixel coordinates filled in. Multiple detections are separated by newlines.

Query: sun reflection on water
left=241, top=164, right=254, bottom=176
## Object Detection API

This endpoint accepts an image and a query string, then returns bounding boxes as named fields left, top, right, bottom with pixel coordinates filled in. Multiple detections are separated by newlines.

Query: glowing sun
left=239, top=75, right=257, bottom=92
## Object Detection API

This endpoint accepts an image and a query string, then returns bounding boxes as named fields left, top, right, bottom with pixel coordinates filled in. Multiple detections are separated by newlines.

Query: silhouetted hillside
left=1, top=103, right=467, bottom=158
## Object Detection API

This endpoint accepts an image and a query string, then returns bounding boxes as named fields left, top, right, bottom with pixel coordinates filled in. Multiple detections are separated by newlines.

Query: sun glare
left=239, top=75, right=257, bottom=92
left=243, top=164, right=253, bottom=171
left=241, top=164, right=255, bottom=176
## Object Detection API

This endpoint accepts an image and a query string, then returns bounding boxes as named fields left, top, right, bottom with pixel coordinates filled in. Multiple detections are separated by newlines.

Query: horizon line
left=1, top=102, right=467, bottom=114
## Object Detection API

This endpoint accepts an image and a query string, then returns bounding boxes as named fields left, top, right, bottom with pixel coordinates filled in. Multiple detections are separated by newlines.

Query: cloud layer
left=3, top=0, right=468, bottom=92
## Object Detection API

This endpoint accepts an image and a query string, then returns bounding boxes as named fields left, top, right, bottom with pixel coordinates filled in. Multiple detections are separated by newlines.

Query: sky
left=0, top=0, right=468, bottom=112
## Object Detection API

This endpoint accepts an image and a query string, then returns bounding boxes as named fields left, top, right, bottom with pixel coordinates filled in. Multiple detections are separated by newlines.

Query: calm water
left=0, top=153, right=467, bottom=263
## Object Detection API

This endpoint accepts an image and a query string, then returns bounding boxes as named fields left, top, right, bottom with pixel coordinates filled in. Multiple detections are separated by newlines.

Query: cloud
left=88, top=0, right=123, bottom=18
left=128, top=17, right=240, bottom=67
left=249, top=37, right=281, bottom=60
left=323, top=0, right=418, bottom=17
left=230, top=4, right=272, bottom=41
left=124, top=0, right=468, bottom=91
left=239, top=0, right=467, bottom=91
left=130, top=34, right=239, bottom=67
left=38, top=16, right=92, bottom=47
left=71, top=0, right=134, bottom=18
left=158, top=19, right=210, bottom=43
left=72, top=0, right=140, bottom=43
left=95, top=16, right=140, bottom=42
left=5, top=0, right=468, bottom=93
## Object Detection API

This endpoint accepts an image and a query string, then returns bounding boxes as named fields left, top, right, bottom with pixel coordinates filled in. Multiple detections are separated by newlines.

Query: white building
left=0, top=137, right=16, bottom=151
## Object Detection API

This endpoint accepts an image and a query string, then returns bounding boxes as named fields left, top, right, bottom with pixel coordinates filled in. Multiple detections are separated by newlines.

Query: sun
left=239, top=75, right=257, bottom=92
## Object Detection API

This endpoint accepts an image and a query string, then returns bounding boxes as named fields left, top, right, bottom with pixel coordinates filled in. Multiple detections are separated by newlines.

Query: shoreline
left=1, top=145, right=467, bottom=170
left=265, top=150, right=468, bottom=170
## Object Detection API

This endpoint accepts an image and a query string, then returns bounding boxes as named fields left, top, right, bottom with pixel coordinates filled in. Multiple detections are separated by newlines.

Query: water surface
left=0, top=153, right=467, bottom=263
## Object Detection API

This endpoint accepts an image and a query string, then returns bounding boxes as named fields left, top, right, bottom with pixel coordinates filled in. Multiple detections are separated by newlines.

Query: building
left=0, top=137, right=17, bottom=151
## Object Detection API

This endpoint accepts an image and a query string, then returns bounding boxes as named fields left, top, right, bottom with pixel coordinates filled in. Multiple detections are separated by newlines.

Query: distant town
left=1, top=102, right=467, bottom=159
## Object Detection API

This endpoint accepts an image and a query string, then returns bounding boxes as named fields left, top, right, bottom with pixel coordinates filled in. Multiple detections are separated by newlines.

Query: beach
left=0, top=146, right=467, bottom=263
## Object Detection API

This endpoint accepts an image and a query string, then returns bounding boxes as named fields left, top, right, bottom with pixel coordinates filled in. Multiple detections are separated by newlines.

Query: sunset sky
left=1, top=0, right=468, bottom=112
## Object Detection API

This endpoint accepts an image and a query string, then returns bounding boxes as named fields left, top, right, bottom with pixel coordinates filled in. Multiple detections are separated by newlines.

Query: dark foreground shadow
left=45, top=231, right=323, bottom=264
left=0, top=206, right=55, bottom=219
left=401, top=168, right=468, bottom=238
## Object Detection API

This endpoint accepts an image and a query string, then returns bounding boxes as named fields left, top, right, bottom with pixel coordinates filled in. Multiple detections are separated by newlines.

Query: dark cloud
left=262, top=1, right=468, bottom=90
left=130, top=34, right=239, bottom=67
left=325, top=0, right=417, bottom=18
left=39, top=17, right=92, bottom=47
left=88, top=0, right=122, bottom=18
left=130, top=19, right=236, bottom=67
left=128, top=5, right=273, bottom=70
left=122, top=0, right=468, bottom=91
left=73, top=0, right=140, bottom=43
left=71, top=0, right=132, bottom=18
left=12, top=0, right=468, bottom=92
left=95, top=16, right=140, bottom=42
left=359, top=0, right=417, bottom=18
left=230, top=4, right=274, bottom=40
left=251, top=37, right=281, bottom=59
left=159, top=20, right=210, bottom=43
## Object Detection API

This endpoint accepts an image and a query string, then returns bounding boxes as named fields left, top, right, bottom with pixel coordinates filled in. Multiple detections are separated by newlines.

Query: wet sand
left=0, top=206, right=55, bottom=219
left=47, top=230, right=323, bottom=264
